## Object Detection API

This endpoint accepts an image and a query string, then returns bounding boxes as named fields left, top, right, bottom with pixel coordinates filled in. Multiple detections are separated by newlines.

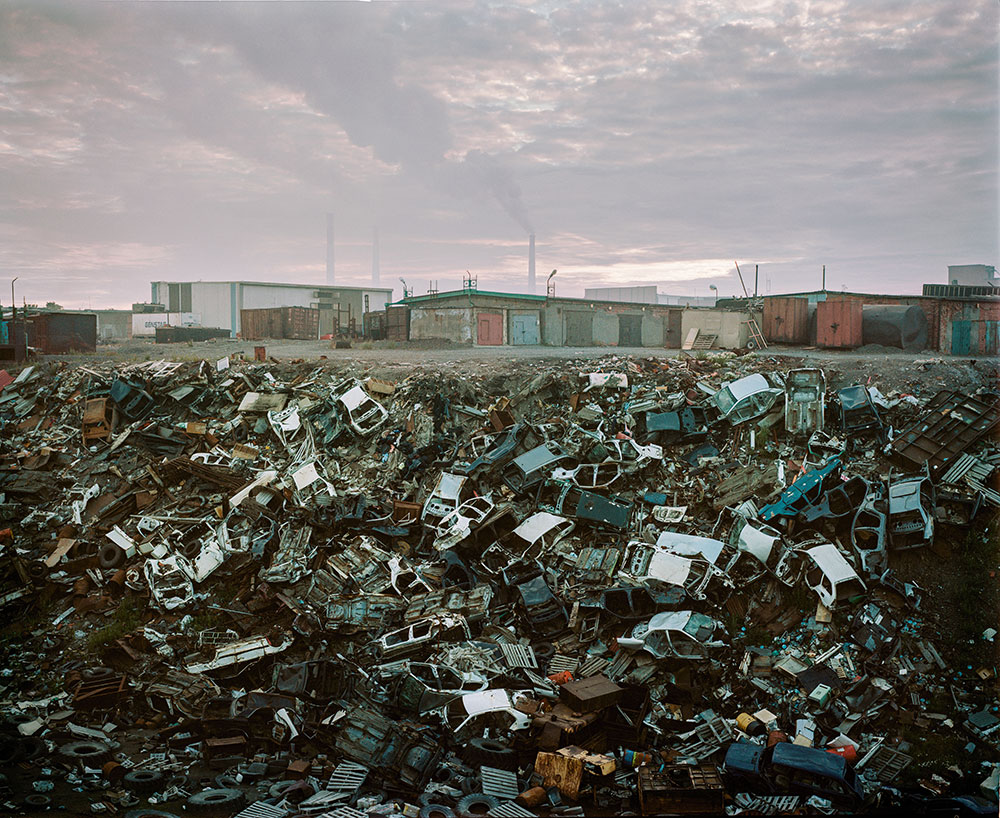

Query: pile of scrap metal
left=0, top=354, right=996, bottom=817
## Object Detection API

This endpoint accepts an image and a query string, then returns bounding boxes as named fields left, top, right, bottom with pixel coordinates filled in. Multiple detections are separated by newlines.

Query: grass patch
left=86, top=596, right=144, bottom=654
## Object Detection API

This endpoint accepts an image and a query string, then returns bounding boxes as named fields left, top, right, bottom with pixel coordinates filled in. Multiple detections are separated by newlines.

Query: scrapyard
left=0, top=348, right=997, bottom=817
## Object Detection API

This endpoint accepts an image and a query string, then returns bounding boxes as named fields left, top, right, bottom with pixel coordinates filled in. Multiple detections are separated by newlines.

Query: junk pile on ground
left=0, top=351, right=997, bottom=816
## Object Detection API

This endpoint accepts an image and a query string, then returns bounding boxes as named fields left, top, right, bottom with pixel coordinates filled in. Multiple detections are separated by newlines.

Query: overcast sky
left=1, top=1, right=996, bottom=309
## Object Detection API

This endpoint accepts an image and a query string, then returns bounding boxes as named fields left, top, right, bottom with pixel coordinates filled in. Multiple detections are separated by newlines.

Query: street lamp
left=709, top=284, right=717, bottom=305
left=546, top=269, right=557, bottom=298
left=10, top=277, right=17, bottom=348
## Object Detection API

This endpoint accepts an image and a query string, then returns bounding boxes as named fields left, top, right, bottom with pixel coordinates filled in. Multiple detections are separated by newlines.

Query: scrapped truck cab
left=723, top=741, right=865, bottom=807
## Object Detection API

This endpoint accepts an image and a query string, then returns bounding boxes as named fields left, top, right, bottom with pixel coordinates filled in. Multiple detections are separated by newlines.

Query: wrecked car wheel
left=123, top=769, right=166, bottom=794
left=186, top=787, right=247, bottom=812
left=456, top=794, right=501, bottom=817
left=58, top=740, right=112, bottom=765
left=461, top=737, right=517, bottom=771
left=420, top=806, right=456, bottom=818
left=98, top=543, right=126, bottom=569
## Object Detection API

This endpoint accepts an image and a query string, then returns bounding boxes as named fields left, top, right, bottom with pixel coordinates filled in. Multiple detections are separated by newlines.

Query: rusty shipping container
left=815, top=299, right=863, bottom=348
left=240, top=308, right=283, bottom=341
left=28, top=312, right=97, bottom=354
left=386, top=305, right=410, bottom=342
left=282, top=306, right=319, bottom=340
left=762, top=296, right=809, bottom=344
left=240, top=307, right=319, bottom=341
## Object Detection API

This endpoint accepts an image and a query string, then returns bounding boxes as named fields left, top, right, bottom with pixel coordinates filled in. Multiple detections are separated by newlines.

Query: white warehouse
left=149, top=280, right=394, bottom=337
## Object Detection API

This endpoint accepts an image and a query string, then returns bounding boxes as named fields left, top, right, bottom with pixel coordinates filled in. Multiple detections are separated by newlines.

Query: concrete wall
left=408, top=307, right=474, bottom=343
left=681, top=309, right=750, bottom=348
left=94, top=311, right=132, bottom=341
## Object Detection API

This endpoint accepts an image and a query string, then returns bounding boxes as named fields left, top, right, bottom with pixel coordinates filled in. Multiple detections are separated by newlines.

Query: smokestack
left=372, top=226, right=380, bottom=285
left=528, top=233, right=536, bottom=292
left=326, top=212, right=335, bottom=285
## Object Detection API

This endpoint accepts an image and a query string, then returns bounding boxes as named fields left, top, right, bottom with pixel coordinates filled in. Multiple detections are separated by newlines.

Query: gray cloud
left=0, top=0, right=995, bottom=307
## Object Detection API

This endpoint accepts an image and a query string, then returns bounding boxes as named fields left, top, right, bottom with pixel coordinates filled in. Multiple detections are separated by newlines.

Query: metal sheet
left=816, top=299, right=862, bottom=348
left=762, top=297, right=809, bottom=344
left=477, top=312, right=503, bottom=345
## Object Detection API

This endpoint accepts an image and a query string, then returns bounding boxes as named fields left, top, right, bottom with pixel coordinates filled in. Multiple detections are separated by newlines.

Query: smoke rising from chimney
left=529, top=233, right=535, bottom=291
left=326, top=212, right=335, bottom=285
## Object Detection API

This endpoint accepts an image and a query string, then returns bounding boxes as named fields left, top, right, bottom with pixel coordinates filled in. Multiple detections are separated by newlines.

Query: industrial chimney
left=326, top=213, right=335, bottom=285
left=372, top=226, right=380, bottom=285
left=528, top=233, right=536, bottom=292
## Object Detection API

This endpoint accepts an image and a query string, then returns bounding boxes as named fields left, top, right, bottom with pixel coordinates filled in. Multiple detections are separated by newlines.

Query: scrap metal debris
left=0, top=352, right=997, bottom=816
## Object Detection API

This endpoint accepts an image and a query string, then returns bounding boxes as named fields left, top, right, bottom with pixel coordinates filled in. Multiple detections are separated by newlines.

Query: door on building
left=511, top=313, right=540, bottom=345
left=663, top=309, right=683, bottom=348
left=618, top=314, right=643, bottom=347
left=477, top=312, right=503, bottom=345
left=951, top=320, right=972, bottom=355
left=985, top=321, right=1000, bottom=356
left=565, top=312, right=594, bottom=346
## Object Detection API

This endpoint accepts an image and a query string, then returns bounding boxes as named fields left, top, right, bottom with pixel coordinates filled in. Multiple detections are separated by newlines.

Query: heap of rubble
left=0, top=352, right=997, bottom=817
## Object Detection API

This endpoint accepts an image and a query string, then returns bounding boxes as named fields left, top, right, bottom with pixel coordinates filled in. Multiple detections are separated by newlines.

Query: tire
left=0, top=736, right=24, bottom=765
left=20, top=736, right=47, bottom=761
left=214, top=773, right=240, bottom=789
left=420, top=806, right=456, bottom=818
left=186, top=788, right=246, bottom=813
left=123, top=769, right=166, bottom=794
left=532, top=642, right=555, bottom=663
left=58, top=740, right=112, bottom=765
left=124, top=811, right=182, bottom=818
left=99, top=543, right=126, bottom=570
left=461, top=737, right=518, bottom=771
left=455, top=794, right=500, bottom=817
left=24, top=794, right=51, bottom=808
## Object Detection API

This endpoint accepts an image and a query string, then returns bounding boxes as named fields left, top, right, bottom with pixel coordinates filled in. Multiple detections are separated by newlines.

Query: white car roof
left=724, top=373, right=772, bottom=400
left=805, top=543, right=861, bottom=584
left=646, top=610, right=696, bottom=632
left=513, top=512, right=570, bottom=542
left=655, top=532, right=725, bottom=564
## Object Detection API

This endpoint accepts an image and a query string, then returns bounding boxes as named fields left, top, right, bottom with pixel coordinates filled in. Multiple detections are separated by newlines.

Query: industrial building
left=396, top=289, right=755, bottom=349
left=584, top=285, right=718, bottom=307
left=149, top=280, right=394, bottom=338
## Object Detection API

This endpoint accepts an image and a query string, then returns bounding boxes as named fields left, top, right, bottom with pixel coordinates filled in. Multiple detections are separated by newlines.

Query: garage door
left=511, top=313, right=539, bottom=345
left=565, top=312, right=594, bottom=346
left=477, top=312, right=503, bottom=345
left=618, top=314, right=643, bottom=346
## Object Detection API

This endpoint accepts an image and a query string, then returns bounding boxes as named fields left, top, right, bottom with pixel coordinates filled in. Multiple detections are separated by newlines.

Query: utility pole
left=754, top=264, right=759, bottom=298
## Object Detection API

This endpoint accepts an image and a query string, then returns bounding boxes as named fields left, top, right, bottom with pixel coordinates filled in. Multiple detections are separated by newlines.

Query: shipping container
left=816, top=299, right=863, bottom=348
left=131, top=313, right=200, bottom=337
left=240, top=306, right=319, bottom=341
left=155, top=326, right=231, bottom=344
left=762, top=297, right=809, bottom=344
left=386, top=305, right=410, bottom=342
left=28, top=313, right=97, bottom=354
left=283, top=306, right=319, bottom=340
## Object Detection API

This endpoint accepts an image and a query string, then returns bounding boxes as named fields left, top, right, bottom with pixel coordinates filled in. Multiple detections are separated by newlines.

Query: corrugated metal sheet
left=762, top=297, right=808, bottom=344
left=816, top=299, right=862, bottom=348
left=28, top=313, right=97, bottom=354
